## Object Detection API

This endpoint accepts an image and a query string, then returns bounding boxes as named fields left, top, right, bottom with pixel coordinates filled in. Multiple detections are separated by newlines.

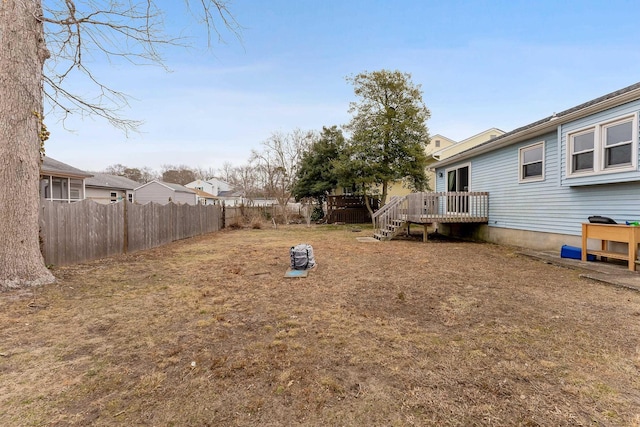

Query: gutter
left=434, top=86, right=640, bottom=168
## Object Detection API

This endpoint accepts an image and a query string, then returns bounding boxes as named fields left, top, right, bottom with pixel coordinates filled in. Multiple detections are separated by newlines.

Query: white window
left=519, top=141, right=545, bottom=182
left=603, top=119, right=633, bottom=168
left=567, top=114, right=637, bottom=177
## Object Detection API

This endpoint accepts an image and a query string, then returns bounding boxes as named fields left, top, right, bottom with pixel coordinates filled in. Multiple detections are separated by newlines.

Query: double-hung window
left=519, top=141, right=544, bottom=182
left=603, top=119, right=633, bottom=168
left=567, top=114, right=637, bottom=177
left=570, top=130, right=595, bottom=173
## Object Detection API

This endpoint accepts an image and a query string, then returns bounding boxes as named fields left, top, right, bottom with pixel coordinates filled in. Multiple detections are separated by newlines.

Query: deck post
left=423, top=224, right=428, bottom=242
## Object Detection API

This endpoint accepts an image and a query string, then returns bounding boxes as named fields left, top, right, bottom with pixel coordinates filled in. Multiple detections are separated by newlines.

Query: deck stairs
left=374, top=218, right=407, bottom=241
left=372, top=195, right=408, bottom=241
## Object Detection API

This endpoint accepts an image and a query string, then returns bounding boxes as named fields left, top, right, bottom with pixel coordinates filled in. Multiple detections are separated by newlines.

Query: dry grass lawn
left=1, top=224, right=640, bottom=426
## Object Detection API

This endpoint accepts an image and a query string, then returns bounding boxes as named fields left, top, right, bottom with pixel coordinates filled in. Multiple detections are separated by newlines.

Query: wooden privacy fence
left=40, top=200, right=223, bottom=266
left=325, top=195, right=379, bottom=224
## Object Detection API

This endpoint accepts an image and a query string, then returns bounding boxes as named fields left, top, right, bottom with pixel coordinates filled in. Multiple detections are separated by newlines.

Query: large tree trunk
left=0, top=0, right=55, bottom=290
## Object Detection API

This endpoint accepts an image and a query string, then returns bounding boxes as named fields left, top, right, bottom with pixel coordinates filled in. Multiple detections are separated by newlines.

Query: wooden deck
left=402, top=192, right=489, bottom=224
left=373, top=192, right=489, bottom=241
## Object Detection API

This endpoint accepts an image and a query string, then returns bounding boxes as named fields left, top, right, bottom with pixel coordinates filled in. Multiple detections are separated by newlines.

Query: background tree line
left=104, top=69, right=432, bottom=223
left=1, top=0, right=429, bottom=288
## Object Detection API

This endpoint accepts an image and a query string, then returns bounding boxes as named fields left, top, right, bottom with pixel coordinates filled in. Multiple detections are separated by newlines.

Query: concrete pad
left=519, top=250, right=640, bottom=292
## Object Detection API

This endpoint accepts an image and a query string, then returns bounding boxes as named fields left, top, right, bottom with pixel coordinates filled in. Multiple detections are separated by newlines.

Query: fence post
left=222, top=201, right=226, bottom=229
left=122, top=200, right=128, bottom=254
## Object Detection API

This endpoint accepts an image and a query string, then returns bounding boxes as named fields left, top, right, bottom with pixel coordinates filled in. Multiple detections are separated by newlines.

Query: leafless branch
left=37, top=0, right=241, bottom=132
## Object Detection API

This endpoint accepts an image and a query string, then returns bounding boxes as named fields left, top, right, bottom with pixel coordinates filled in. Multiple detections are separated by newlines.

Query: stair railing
left=372, top=195, right=408, bottom=237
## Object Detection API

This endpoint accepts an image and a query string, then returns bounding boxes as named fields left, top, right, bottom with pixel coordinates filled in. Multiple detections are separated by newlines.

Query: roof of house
left=85, top=173, right=141, bottom=190
left=218, top=190, right=243, bottom=198
left=41, top=157, right=93, bottom=179
left=162, top=181, right=195, bottom=193
left=434, top=81, right=640, bottom=168
left=134, top=179, right=196, bottom=193
left=205, top=177, right=232, bottom=186
left=192, top=188, right=217, bottom=199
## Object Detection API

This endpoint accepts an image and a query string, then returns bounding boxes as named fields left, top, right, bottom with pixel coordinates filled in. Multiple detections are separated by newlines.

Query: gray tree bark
left=0, top=0, right=55, bottom=290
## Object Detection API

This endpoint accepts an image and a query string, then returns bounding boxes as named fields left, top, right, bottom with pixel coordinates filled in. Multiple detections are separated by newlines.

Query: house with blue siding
left=431, top=81, right=640, bottom=251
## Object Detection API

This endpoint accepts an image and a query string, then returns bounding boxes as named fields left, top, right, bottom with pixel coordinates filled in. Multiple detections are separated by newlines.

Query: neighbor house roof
left=434, top=81, right=640, bottom=168
left=162, top=181, right=196, bottom=193
left=134, top=179, right=196, bottom=193
left=85, top=173, right=141, bottom=190
left=218, top=190, right=243, bottom=198
left=41, top=157, right=93, bottom=179
left=192, top=188, right=217, bottom=199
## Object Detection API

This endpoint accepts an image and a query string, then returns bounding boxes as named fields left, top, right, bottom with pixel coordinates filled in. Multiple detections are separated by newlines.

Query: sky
left=44, top=0, right=640, bottom=174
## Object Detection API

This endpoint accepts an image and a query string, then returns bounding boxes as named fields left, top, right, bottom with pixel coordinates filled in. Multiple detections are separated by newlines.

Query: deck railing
left=372, top=195, right=408, bottom=234
left=405, top=191, right=489, bottom=223
left=373, top=192, right=489, bottom=231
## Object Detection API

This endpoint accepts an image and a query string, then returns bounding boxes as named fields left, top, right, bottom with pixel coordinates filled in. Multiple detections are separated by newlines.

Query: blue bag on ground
left=290, top=244, right=316, bottom=270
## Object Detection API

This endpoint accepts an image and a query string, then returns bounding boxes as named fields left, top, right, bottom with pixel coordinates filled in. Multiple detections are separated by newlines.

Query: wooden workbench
left=581, top=223, right=640, bottom=271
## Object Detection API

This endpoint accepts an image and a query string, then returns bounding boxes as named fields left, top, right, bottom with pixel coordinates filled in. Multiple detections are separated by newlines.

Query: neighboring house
left=427, top=128, right=505, bottom=166
left=192, top=188, right=217, bottom=205
left=185, top=178, right=233, bottom=197
left=432, top=81, right=640, bottom=251
left=428, top=134, right=457, bottom=154
left=185, top=178, right=238, bottom=205
left=85, top=173, right=141, bottom=204
left=134, top=180, right=197, bottom=205
left=217, top=189, right=249, bottom=206
left=40, top=156, right=93, bottom=203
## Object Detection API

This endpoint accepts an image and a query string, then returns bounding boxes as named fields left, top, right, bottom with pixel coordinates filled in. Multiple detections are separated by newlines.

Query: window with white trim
left=567, top=114, right=637, bottom=177
left=603, top=119, right=633, bottom=168
left=519, top=141, right=544, bottom=182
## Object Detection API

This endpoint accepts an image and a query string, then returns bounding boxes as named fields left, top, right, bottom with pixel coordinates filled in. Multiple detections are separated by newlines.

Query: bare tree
left=41, top=1, right=240, bottom=131
left=104, top=164, right=157, bottom=183
left=230, top=163, right=262, bottom=205
left=217, top=161, right=236, bottom=183
left=193, top=166, right=217, bottom=181
left=0, top=1, right=240, bottom=289
left=251, top=129, right=316, bottom=223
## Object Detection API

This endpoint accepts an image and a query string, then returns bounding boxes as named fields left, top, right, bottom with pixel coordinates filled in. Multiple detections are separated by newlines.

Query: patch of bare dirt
left=1, top=225, right=639, bottom=426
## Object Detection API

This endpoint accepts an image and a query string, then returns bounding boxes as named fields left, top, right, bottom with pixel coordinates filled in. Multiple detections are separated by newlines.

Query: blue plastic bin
left=561, top=245, right=596, bottom=261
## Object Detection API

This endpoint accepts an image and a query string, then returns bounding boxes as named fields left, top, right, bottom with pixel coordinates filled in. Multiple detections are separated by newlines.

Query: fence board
left=41, top=200, right=222, bottom=266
